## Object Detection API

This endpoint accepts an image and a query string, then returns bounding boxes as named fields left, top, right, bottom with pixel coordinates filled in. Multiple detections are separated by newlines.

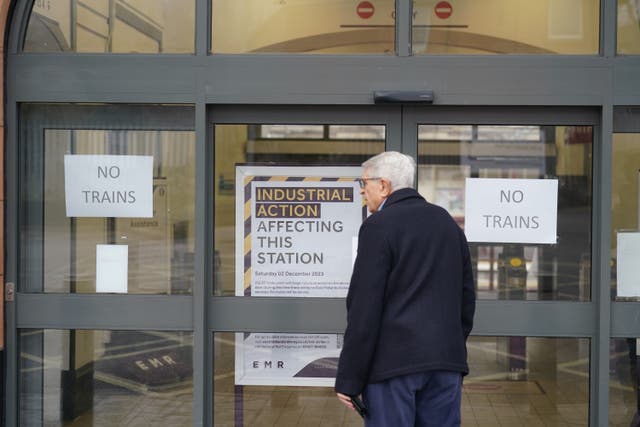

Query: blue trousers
left=362, top=371, right=462, bottom=427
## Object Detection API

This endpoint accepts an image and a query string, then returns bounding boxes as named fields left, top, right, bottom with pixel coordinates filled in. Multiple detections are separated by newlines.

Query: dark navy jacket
left=334, top=188, right=476, bottom=396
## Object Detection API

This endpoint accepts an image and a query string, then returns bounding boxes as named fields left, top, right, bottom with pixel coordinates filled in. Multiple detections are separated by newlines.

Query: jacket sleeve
left=334, top=220, right=391, bottom=396
left=459, top=229, right=476, bottom=339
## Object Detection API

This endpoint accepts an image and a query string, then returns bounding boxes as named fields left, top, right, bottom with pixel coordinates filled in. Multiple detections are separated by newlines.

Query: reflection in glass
left=211, top=0, right=395, bottom=54
left=213, top=332, right=357, bottom=425
left=329, top=125, right=386, bottom=140
left=24, top=0, right=195, bottom=53
left=418, top=125, right=593, bottom=301
left=419, top=125, right=473, bottom=141
left=22, top=128, right=196, bottom=294
left=612, top=133, right=640, bottom=300
left=618, top=0, right=640, bottom=54
left=466, top=337, right=589, bottom=426
left=260, top=125, right=324, bottom=139
left=610, top=338, right=640, bottom=426
left=412, top=0, right=599, bottom=54
left=213, top=333, right=589, bottom=425
left=20, top=329, right=193, bottom=426
left=214, top=124, right=384, bottom=296
left=477, top=126, right=541, bottom=141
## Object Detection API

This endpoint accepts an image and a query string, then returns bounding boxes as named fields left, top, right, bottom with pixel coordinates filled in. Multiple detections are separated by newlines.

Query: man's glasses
left=356, top=177, right=381, bottom=189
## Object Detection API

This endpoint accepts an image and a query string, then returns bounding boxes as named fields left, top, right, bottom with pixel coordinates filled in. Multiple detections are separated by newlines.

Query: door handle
left=5, top=281, right=14, bottom=302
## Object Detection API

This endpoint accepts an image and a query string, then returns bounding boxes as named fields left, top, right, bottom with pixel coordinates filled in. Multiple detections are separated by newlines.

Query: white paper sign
left=64, top=155, right=153, bottom=217
left=235, top=166, right=364, bottom=298
left=96, top=245, right=128, bottom=293
left=234, top=166, right=364, bottom=387
left=617, top=232, right=640, bottom=297
left=235, top=333, right=341, bottom=386
left=464, top=178, right=558, bottom=244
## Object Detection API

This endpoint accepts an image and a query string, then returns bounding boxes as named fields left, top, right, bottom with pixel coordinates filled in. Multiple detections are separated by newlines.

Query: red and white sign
left=434, top=1, right=453, bottom=19
left=356, top=1, right=375, bottom=19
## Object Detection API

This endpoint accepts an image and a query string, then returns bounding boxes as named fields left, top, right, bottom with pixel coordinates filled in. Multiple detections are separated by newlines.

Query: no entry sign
left=356, top=1, right=375, bottom=19
left=435, top=1, right=453, bottom=19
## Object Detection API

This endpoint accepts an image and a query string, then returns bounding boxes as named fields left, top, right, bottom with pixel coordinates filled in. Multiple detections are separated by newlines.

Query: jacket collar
left=382, top=187, right=424, bottom=208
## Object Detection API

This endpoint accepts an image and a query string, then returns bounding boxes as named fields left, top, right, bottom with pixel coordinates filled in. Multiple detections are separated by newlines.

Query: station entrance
left=8, top=104, right=599, bottom=425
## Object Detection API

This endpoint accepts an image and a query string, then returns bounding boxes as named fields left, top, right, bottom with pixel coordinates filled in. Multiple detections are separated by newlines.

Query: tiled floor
left=210, top=336, right=600, bottom=426
left=211, top=382, right=590, bottom=426
left=50, top=380, right=600, bottom=426
left=19, top=333, right=640, bottom=426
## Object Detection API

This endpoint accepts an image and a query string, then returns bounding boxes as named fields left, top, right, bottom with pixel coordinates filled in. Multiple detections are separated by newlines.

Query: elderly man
left=335, top=151, right=476, bottom=426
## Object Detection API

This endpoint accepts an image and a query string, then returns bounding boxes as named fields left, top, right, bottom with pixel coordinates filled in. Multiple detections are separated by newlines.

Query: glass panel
left=610, top=338, right=640, bottom=426
left=418, top=125, right=593, bottom=301
left=618, top=0, right=640, bottom=54
left=214, top=124, right=385, bottom=296
left=214, top=333, right=589, bottom=425
left=20, top=329, right=193, bottom=426
left=211, top=0, right=395, bottom=54
left=413, top=0, right=600, bottom=54
left=329, top=125, right=386, bottom=140
left=419, top=124, right=473, bottom=141
left=22, top=123, right=196, bottom=294
left=24, top=0, right=195, bottom=53
left=477, top=125, right=542, bottom=141
left=260, top=125, right=325, bottom=139
left=611, top=133, right=640, bottom=300
left=466, top=337, right=589, bottom=426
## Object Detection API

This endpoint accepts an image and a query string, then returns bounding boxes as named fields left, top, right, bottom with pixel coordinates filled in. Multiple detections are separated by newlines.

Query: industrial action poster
left=234, top=165, right=364, bottom=386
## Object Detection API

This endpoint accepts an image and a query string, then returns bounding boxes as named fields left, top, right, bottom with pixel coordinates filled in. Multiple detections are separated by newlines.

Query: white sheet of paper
left=96, top=245, right=128, bottom=293
left=464, top=178, right=558, bottom=244
left=65, top=154, right=153, bottom=218
left=617, top=232, right=640, bottom=297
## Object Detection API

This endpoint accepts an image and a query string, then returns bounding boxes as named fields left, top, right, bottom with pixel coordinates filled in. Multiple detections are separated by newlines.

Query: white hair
left=362, top=151, right=416, bottom=191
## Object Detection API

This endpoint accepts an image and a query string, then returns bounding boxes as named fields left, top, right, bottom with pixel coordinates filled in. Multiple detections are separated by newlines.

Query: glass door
left=403, top=106, right=599, bottom=426
left=7, top=104, right=196, bottom=426
left=208, top=105, right=401, bottom=425
left=611, top=106, right=640, bottom=426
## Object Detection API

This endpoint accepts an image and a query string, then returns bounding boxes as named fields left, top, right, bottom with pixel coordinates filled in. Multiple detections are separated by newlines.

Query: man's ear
left=380, top=179, right=392, bottom=197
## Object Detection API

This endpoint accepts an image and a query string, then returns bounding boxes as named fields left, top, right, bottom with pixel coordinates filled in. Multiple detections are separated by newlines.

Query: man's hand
left=336, top=392, right=355, bottom=410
